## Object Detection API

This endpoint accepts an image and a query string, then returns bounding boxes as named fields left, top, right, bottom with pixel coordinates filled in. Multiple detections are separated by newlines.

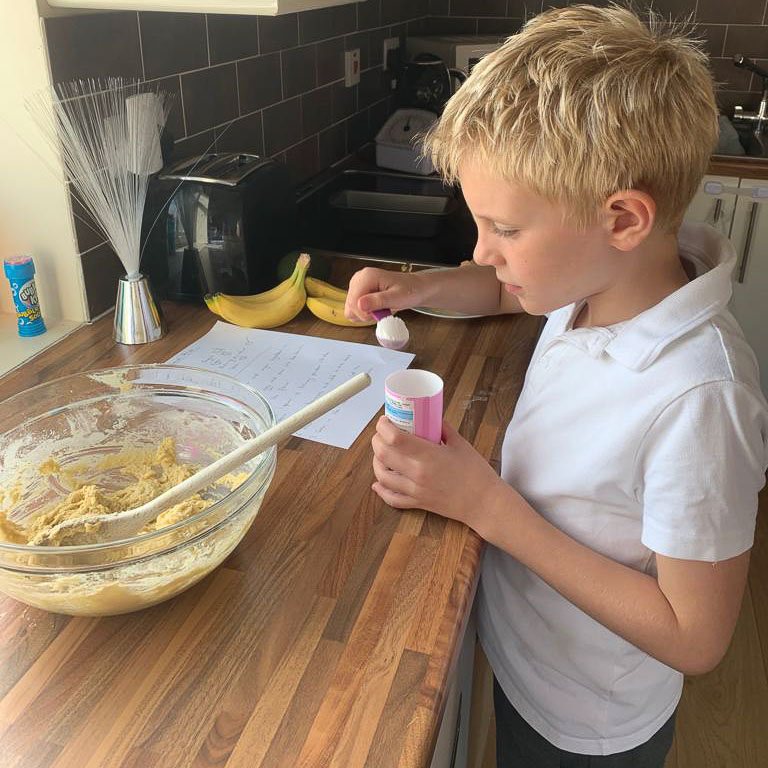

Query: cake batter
left=0, top=437, right=247, bottom=546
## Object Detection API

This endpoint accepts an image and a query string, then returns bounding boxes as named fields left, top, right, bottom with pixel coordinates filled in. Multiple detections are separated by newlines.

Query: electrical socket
left=382, top=37, right=400, bottom=72
left=344, top=48, right=360, bottom=87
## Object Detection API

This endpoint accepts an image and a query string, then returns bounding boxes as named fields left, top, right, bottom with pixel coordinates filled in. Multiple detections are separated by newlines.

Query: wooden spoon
left=31, top=372, right=371, bottom=547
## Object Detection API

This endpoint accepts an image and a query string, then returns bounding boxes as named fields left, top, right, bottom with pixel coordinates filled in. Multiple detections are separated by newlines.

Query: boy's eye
left=491, top=225, right=518, bottom=238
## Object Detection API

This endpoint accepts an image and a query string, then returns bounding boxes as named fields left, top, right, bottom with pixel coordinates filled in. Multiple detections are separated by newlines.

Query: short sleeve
left=637, top=381, right=768, bottom=561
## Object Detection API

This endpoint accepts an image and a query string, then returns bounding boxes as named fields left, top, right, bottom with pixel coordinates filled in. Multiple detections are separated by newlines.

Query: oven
left=294, top=166, right=478, bottom=270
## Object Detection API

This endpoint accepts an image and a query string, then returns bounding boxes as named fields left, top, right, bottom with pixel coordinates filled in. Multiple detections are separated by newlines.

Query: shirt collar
left=555, top=223, right=737, bottom=371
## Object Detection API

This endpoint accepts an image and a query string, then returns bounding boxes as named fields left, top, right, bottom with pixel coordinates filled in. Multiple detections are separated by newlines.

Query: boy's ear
left=602, top=190, right=656, bottom=251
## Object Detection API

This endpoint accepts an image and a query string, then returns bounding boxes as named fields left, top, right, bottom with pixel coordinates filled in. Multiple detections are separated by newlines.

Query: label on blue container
left=18, top=278, right=39, bottom=310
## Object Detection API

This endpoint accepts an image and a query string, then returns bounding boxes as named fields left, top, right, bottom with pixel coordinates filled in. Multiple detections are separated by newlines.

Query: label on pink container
left=384, top=369, right=444, bottom=444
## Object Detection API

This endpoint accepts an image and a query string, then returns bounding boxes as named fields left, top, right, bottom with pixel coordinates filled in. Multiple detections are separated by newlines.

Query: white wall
left=0, top=0, right=87, bottom=323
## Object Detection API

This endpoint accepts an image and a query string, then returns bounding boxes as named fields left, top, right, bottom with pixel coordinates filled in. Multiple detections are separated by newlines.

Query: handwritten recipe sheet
left=164, top=321, right=415, bottom=449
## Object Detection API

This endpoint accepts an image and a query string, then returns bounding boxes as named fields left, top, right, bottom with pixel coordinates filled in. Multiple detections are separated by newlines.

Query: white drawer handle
left=704, top=181, right=768, bottom=199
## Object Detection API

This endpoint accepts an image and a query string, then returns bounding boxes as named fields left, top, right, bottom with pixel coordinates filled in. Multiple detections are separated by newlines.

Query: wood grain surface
left=708, top=154, right=768, bottom=180
left=0, top=265, right=541, bottom=768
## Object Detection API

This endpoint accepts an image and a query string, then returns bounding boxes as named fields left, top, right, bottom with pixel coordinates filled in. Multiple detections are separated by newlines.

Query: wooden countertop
left=709, top=154, right=768, bottom=180
left=0, top=279, right=541, bottom=768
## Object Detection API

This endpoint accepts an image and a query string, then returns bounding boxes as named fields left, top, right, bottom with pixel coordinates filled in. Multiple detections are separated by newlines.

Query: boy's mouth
left=504, top=284, right=522, bottom=294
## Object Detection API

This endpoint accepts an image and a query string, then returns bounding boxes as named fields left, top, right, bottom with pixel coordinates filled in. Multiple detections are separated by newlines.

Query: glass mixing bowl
left=0, top=365, right=276, bottom=616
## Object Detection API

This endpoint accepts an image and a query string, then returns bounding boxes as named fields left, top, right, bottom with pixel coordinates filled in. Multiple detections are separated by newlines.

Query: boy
left=344, top=5, right=768, bottom=767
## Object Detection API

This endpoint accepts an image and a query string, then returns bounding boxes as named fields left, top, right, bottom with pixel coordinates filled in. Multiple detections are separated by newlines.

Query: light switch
left=344, top=49, right=361, bottom=87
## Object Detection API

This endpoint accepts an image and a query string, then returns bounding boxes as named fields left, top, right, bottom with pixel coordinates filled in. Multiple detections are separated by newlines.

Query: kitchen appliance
left=328, top=185, right=456, bottom=237
left=397, top=53, right=467, bottom=115
left=374, top=107, right=438, bottom=175
left=296, top=168, right=477, bottom=267
left=405, top=34, right=506, bottom=75
left=142, top=152, right=295, bottom=301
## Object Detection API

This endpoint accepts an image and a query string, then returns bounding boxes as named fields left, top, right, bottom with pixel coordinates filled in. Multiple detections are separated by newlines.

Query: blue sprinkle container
left=4, top=256, right=46, bottom=337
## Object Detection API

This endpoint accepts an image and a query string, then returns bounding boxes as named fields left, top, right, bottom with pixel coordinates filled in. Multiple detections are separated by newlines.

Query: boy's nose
left=473, top=238, right=503, bottom=267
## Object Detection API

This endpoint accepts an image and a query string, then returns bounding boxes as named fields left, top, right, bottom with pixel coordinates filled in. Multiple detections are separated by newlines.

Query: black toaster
left=141, top=152, right=295, bottom=301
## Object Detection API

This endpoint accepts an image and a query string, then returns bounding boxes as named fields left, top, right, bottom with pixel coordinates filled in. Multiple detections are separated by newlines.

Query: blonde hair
left=423, top=3, right=719, bottom=232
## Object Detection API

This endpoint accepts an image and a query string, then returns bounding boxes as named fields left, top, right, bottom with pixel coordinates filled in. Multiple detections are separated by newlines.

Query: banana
left=306, top=295, right=376, bottom=327
left=205, top=254, right=310, bottom=328
left=305, top=276, right=349, bottom=303
left=208, top=253, right=310, bottom=308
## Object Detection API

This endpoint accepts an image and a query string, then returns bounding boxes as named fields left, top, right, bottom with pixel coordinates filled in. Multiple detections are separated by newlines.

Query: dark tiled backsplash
left=46, top=12, right=143, bottom=83
left=427, top=0, right=768, bottom=113
left=43, top=0, right=768, bottom=317
left=45, top=2, right=429, bottom=316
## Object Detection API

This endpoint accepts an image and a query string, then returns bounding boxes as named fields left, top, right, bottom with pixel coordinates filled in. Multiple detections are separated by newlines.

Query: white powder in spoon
left=376, top=315, right=409, bottom=349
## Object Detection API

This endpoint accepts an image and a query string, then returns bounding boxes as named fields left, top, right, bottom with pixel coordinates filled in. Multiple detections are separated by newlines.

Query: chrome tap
left=733, top=54, right=768, bottom=134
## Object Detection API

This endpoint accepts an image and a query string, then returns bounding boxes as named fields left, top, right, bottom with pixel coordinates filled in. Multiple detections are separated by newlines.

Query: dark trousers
left=493, top=678, right=676, bottom=768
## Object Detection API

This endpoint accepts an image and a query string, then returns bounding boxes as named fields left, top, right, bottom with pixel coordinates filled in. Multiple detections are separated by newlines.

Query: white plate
left=410, top=266, right=484, bottom=319
left=410, top=306, right=484, bottom=319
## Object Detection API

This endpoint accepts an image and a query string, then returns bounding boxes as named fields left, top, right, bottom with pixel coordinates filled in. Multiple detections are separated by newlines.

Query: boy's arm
left=476, top=481, right=749, bottom=676
left=416, top=264, right=523, bottom=316
left=372, top=418, right=750, bottom=674
left=373, top=375, right=762, bottom=677
left=346, top=263, right=522, bottom=321
left=472, top=381, right=763, bottom=675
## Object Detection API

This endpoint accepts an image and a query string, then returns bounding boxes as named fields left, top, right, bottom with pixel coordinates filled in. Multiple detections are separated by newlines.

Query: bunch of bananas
left=204, top=253, right=376, bottom=329
left=305, top=276, right=375, bottom=327
left=204, top=253, right=310, bottom=328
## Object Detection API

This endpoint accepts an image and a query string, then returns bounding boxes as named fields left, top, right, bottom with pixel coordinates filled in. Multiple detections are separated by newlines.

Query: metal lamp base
left=113, top=273, right=166, bottom=345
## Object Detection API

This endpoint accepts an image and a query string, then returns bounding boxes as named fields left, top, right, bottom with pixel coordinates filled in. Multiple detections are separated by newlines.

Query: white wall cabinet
left=727, top=178, right=768, bottom=395
left=44, top=0, right=361, bottom=15
left=685, top=175, right=768, bottom=396
left=685, top=174, right=739, bottom=237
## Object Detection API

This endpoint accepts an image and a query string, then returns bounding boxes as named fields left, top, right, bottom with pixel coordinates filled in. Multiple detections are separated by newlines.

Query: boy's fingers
left=372, top=457, right=416, bottom=497
left=376, top=416, right=412, bottom=448
left=371, top=481, right=416, bottom=510
left=359, top=292, right=398, bottom=316
left=376, top=417, right=434, bottom=458
left=441, top=421, right=460, bottom=443
left=372, top=435, right=412, bottom=475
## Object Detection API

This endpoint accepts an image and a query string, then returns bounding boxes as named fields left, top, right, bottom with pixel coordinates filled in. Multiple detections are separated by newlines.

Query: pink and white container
left=384, top=369, right=444, bottom=444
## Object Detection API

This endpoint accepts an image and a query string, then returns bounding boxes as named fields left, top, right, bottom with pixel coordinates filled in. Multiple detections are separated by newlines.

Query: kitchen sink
left=735, top=130, right=768, bottom=158
left=716, top=116, right=768, bottom=158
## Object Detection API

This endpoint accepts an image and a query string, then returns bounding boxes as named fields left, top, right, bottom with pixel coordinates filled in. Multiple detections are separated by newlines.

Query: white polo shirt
left=478, top=222, right=768, bottom=755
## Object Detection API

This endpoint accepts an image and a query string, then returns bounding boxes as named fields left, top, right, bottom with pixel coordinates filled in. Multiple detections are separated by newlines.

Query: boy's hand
left=344, top=267, right=427, bottom=323
left=371, top=416, right=504, bottom=527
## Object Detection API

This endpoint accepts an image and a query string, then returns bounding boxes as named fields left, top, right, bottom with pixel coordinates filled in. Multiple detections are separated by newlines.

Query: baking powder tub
left=384, top=369, right=443, bottom=444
